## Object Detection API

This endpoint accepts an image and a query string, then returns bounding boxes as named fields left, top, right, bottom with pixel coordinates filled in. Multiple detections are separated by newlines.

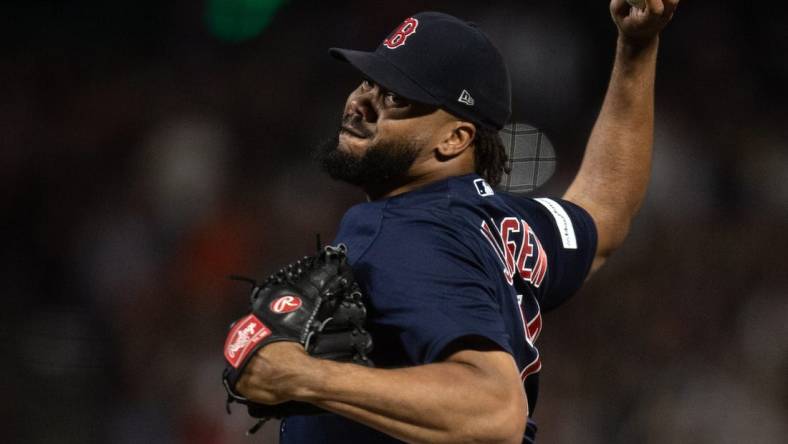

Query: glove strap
left=223, top=378, right=250, bottom=414
left=246, top=418, right=270, bottom=436
left=223, top=374, right=272, bottom=436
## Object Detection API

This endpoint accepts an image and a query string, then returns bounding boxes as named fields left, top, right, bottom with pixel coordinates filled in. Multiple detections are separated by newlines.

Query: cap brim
left=329, top=48, right=440, bottom=106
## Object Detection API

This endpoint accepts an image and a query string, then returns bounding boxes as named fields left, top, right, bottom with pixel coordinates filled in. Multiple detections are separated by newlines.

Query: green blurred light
left=206, top=0, right=287, bottom=43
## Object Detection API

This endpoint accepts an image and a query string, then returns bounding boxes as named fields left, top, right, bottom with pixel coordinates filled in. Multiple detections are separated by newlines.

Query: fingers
left=662, top=0, right=679, bottom=16
left=614, top=0, right=678, bottom=32
left=648, top=0, right=678, bottom=26
left=610, top=0, right=631, bottom=17
left=647, top=0, right=680, bottom=19
left=645, top=0, right=664, bottom=15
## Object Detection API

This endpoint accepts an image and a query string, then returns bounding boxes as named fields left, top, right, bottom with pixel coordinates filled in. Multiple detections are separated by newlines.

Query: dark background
left=2, top=1, right=786, bottom=443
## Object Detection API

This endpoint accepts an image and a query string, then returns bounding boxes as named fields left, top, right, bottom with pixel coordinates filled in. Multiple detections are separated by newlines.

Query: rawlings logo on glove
left=270, top=295, right=302, bottom=314
left=224, top=315, right=271, bottom=368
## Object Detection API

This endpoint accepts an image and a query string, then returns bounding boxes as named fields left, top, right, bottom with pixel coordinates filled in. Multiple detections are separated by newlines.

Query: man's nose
left=349, top=90, right=378, bottom=123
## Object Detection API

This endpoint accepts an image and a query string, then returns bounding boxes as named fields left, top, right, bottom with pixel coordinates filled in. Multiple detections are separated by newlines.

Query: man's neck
left=366, top=168, right=474, bottom=201
left=363, top=149, right=476, bottom=200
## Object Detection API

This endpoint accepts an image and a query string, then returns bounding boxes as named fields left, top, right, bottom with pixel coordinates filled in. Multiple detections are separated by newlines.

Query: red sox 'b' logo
left=270, top=295, right=302, bottom=314
left=384, top=18, right=419, bottom=49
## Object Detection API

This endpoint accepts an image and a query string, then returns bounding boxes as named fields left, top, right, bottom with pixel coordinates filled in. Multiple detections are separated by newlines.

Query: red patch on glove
left=224, top=314, right=272, bottom=368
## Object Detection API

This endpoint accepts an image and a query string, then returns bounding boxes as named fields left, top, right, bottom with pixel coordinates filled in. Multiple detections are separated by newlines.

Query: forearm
left=564, top=36, right=659, bottom=255
left=290, top=353, right=526, bottom=444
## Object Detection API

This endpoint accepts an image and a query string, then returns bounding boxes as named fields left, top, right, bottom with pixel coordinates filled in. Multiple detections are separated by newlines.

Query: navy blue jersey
left=281, top=173, right=596, bottom=443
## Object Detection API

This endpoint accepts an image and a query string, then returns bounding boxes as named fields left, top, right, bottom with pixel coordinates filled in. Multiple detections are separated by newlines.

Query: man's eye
left=385, top=92, right=407, bottom=107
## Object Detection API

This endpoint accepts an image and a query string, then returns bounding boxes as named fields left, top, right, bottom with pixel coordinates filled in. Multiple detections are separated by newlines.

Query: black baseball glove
left=222, top=244, right=373, bottom=433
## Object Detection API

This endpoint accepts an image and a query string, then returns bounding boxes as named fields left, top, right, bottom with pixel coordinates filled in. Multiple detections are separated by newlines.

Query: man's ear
left=436, top=121, right=476, bottom=158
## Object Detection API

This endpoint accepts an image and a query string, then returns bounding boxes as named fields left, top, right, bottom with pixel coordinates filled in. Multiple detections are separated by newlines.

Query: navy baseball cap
left=329, top=11, right=511, bottom=130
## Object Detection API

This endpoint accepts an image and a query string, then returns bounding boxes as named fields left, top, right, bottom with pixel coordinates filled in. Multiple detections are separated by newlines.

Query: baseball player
left=233, top=1, right=679, bottom=442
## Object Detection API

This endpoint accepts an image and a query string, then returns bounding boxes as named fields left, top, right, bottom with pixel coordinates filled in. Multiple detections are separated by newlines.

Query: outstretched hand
left=610, top=0, right=679, bottom=44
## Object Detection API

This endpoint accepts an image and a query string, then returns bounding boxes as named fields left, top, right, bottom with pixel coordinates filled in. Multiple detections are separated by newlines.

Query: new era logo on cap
left=458, top=89, right=475, bottom=106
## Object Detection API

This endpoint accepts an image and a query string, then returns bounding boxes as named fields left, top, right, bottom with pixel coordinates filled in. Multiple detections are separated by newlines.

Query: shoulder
left=335, top=176, right=475, bottom=256
left=373, top=205, right=479, bottom=264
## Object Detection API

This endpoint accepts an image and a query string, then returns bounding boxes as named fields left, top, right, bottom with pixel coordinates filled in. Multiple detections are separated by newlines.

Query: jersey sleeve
left=353, top=215, right=513, bottom=365
left=529, top=197, right=598, bottom=311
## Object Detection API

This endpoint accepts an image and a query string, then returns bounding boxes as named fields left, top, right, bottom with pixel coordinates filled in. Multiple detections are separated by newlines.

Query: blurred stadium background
left=2, top=1, right=786, bottom=443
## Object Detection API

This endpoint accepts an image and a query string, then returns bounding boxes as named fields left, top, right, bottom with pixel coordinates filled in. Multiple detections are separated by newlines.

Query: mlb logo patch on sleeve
left=474, top=178, right=495, bottom=197
left=535, top=198, right=577, bottom=249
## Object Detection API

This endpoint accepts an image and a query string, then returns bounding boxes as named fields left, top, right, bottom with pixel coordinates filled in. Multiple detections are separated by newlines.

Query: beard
left=314, top=131, right=420, bottom=193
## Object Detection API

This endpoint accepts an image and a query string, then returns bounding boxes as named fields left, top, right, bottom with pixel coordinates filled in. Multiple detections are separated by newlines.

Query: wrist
left=288, top=354, right=333, bottom=402
left=617, top=34, right=659, bottom=58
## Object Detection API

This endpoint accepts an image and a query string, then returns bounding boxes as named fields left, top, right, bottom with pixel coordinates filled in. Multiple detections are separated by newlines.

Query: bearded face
left=315, top=115, right=421, bottom=191
left=314, top=79, right=454, bottom=196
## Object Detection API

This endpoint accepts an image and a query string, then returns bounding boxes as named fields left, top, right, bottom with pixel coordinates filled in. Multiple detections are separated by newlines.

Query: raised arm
left=563, top=0, right=679, bottom=273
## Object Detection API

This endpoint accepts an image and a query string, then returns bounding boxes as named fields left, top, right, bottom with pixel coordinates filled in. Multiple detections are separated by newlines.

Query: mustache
left=340, top=114, right=373, bottom=138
